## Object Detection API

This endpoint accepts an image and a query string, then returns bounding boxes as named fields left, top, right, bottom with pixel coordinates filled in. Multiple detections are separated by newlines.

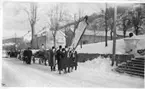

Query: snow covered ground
left=76, top=39, right=125, bottom=54
left=2, top=35, right=145, bottom=87
left=76, top=34, right=145, bottom=54
left=2, top=57, right=144, bottom=87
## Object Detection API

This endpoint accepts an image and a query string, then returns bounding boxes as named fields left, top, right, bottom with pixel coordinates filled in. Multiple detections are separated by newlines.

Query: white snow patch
left=68, top=57, right=144, bottom=88
left=76, top=39, right=126, bottom=54
left=2, top=57, right=144, bottom=87
left=76, top=34, right=145, bottom=55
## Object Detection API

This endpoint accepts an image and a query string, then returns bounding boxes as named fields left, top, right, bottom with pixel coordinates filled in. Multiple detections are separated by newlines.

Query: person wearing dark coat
left=27, top=47, right=32, bottom=64
left=61, top=48, right=67, bottom=73
left=64, top=46, right=69, bottom=73
left=56, top=45, right=63, bottom=74
left=49, top=46, right=56, bottom=71
left=73, top=51, right=78, bottom=70
left=23, top=47, right=32, bottom=64
left=67, top=50, right=74, bottom=72
left=23, top=49, right=28, bottom=63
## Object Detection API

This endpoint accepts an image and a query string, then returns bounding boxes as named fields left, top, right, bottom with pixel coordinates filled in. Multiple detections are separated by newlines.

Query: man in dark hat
left=27, top=47, right=32, bottom=64
left=61, top=48, right=68, bottom=73
left=49, top=46, right=56, bottom=71
left=73, top=51, right=78, bottom=70
left=23, top=47, right=32, bottom=64
left=56, top=45, right=63, bottom=74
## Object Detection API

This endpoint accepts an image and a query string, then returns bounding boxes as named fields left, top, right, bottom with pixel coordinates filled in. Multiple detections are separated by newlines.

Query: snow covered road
left=2, top=57, right=144, bottom=87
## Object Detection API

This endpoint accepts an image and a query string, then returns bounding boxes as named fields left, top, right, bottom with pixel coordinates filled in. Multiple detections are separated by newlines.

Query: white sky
left=2, top=0, right=136, bottom=38
left=2, top=2, right=106, bottom=38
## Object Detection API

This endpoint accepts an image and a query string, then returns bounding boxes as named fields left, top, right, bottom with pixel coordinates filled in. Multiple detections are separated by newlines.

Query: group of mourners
left=49, top=45, right=78, bottom=74
left=7, top=50, right=20, bottom=57
left=18, top=44, right=78, bottom=74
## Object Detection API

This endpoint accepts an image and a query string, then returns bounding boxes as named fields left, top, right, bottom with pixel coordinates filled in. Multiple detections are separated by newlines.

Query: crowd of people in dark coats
left=18, top=45, right=78, bottom=74
left=7, top=50, right=20, bottom=57
left=49, top=45, right=78, bottom=74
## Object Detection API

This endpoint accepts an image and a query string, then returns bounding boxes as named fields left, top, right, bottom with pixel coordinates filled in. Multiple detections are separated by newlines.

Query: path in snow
left=2, top=58, right=144, bottom=87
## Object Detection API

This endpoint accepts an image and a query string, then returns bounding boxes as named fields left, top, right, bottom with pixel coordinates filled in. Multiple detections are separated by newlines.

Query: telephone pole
left=112, top=4, right=117, bottom=66
left=105, top=3, right=108, bottom=47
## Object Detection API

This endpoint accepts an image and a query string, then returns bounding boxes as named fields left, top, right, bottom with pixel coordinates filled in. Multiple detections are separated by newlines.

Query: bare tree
left=23, top=2, right=38, bottom=48
left=129, top=4, right=145, bottom=35
left=47, top=4, right=66, bottom=48
left=121, top=13, right=132, bottom=38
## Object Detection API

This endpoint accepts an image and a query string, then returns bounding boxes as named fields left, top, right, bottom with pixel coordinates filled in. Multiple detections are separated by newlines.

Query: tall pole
left=112, top=4, right=117, bottom=66
left=105, top=3, right=108, bottom=47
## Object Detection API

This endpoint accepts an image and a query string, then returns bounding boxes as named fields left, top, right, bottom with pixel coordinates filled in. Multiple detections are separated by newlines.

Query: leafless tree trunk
left=123, top=29, right=126, bottom=38
left=110, top=30, right=113, bottom=40
left=23, top=2, right=38, bottom=48
left=52, top=33, right=56, bottom=48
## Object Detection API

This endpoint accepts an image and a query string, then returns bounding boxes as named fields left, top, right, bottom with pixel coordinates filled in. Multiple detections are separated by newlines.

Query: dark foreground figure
left=23, top=47, right=32, bottom=64
left=49, top=46, right=56, bottom=71
left=55, top=46, right=78, bottom=74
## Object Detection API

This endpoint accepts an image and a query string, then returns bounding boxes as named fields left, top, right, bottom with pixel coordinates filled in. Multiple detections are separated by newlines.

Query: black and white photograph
left=1, top=0, right=145, bottom=87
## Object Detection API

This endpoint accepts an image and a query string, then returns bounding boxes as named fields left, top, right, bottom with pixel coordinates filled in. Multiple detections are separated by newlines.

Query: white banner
left=71, top=18, right=88, bottom=50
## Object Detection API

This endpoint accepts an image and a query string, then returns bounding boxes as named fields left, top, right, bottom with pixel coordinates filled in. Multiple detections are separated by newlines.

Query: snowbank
left=3, top=56, right=144, bottom=87
left=79, top=56, right=114, bottom=73
left=70, top=57, right=144, bottom=88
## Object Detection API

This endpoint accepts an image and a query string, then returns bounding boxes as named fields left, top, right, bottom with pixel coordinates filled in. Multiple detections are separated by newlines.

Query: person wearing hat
left=49, top=46, right=56, bottom=71
left=27, top=47, right=32, bottom=64
left=56, top=45, right=63, bottom=74
left=23, top=47, right=32, bottom=64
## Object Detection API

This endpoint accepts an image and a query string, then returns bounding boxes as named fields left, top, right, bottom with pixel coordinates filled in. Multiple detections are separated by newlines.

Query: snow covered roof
left=37, top=29, right=66, bottom=37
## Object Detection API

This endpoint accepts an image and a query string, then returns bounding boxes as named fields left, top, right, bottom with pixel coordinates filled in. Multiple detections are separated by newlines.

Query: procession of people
left=19, top=44, right=78, bottom=74
left=49, top=45, right=78, bottom=74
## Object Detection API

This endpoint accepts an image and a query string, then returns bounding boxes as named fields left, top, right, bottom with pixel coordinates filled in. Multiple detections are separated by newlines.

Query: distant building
left=33, top=29, right=66, bottom=49
left=65, top=28, right=132, bottom=46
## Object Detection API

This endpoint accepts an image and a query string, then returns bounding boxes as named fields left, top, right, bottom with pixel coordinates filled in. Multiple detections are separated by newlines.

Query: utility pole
left=105, top=3, right=108, bottom=47
left=112, top=4, right=117, bottom=66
